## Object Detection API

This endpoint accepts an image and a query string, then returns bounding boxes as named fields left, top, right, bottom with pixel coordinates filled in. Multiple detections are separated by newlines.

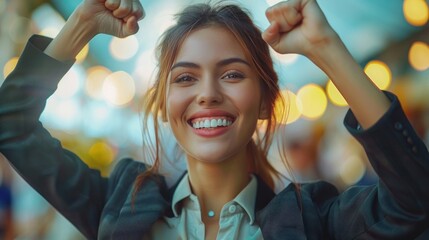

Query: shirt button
left=407, top=137, right=413, bottom=145
left=394, top=122, right=403, bottom=130
left=402, top=129, right=409, bottom=137
left=412, top=146, right=418, bottom=153
left=228, top=205, right=237, bottom=213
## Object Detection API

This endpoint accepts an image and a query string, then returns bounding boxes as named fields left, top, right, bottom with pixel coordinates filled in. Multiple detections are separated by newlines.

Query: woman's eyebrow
left=217, top=57, right=250, bottom=67
left=170, top=57, right=250, bottom=71
left=171, top=62, right=199, bottom=71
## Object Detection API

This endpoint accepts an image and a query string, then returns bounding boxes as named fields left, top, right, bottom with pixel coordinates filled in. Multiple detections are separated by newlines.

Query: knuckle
left=118, top=5, right=132, bottom=14
left=136, top=9, right=145, bottom=19
left=105, top=0, right=119, bottom=9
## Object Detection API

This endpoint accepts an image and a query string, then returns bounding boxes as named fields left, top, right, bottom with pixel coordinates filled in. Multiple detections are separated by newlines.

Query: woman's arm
left=262, top=0, right=429, bottom=238
left=262, top=0, right=390, bottom=129
left=44, top=0, right=144, bottom=61
left=0, top=0, right=144, bottom=238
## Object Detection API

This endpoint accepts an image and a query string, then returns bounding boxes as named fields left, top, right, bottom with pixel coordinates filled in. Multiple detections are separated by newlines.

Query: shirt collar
left=171, top=173, right=258, bottom=224
left=234, top=175, right=258, bottom=224
left=171, top=173, right=193, bottom=217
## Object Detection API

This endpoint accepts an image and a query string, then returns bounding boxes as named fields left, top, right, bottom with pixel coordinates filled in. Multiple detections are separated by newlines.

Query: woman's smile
left=188, top=109, right=236, bottom=137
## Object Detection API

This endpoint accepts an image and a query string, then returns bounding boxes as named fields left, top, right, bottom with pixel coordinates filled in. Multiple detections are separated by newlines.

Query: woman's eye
left=222, top=72, right=244, bottom=79
left=174, top=74, right=195, bottom=83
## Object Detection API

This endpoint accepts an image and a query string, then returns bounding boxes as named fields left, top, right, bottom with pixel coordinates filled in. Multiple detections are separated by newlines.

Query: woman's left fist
left=262, top=0, right=337, bottom=56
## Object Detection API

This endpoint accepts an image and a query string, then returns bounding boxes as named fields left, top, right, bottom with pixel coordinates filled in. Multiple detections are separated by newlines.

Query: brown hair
left=134, top=2, right=290, bottom=194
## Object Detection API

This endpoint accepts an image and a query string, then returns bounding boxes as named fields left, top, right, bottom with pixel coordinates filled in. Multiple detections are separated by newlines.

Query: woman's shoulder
left=109, top=158, right=150, bottom=183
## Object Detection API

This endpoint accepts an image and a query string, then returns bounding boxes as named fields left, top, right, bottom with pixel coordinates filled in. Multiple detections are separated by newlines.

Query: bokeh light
left=86, top=66, right=112, bottom=100
left=403, top=0, right=429, bottom=26
left=134, top=49, right=157, bottom=94
left=43, top=98, right=81, bottom=131
left=275, top=90, right=302, bottom=124
left=266, top=0, right=284, bottom=6
left=55, top=66, right=85, bottom=99
left=102, top=71, right=136, bottom=106
left=364, top=60, right=392, bottom=90
left=109, top=36, right=139, bottom=60
left=339, top=155, right=366, bottom=185
left=297, top=84, right=328, bottom=119
left=89, top=141, right=115, bottom=167
left=76, top=44, right=89, bottom=64
left=326, top=80, right=348, bottom=107
left=7, top=16, right=31, bottom=43
left=409, top=41, right=429, bottom=71
left=3, top=57, right=19, bottom=78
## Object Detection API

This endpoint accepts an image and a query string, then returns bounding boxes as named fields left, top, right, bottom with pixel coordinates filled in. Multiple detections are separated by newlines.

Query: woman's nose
left=196, top=77, right=223, bottom=105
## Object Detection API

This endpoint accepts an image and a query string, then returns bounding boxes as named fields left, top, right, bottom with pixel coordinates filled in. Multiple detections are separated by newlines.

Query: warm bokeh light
left=89, top=141, right=115, bottom=167
left=403, top=0, right=429, bottom=26
left=275, top=90, right=302, bottom=124
left=109, top=36, right=139, bottom=60
left=3, top=57, right=19, bottom=78
left=297, top=84, right=327, bottom=119
left=86, top=66, right=112, bottom=100
left=409, top=41, right=429, bottom=71
left=339, top=155, right=366, bottom=185
left=76, top=44, right=89, bottom=64
left=364, top=60, right=392, bottom=90
left=55, top=66, right=84, bottom=99
left=103, top=71, right=136, bottom=106
left=326, top=80, right=348, bottom=107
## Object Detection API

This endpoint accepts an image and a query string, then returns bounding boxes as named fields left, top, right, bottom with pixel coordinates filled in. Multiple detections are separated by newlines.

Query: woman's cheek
left=166, top=88, right=191, bottom=124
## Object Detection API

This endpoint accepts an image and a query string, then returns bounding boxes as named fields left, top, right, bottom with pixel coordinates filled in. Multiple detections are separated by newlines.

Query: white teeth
left=204, top=119, right=210, bottom=128
left=192, top=118, right=233, bottom=129
left=210, top=119, right=217, bottom=127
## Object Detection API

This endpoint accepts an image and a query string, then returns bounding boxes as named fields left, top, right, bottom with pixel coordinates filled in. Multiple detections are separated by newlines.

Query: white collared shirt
left=144, top=174, right=264, bottom=239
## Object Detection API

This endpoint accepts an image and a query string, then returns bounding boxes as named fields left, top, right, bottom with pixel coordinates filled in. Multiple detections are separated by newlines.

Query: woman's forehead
left=173, top=26, right=249, bottom=64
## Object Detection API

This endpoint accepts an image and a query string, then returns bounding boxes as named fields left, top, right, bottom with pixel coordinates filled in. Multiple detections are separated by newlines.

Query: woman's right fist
left=75, top=0, right=145, bottom=38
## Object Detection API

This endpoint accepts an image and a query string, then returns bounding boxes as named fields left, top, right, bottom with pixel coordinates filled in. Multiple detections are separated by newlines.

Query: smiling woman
left=0, top=0, right=429, bottom=240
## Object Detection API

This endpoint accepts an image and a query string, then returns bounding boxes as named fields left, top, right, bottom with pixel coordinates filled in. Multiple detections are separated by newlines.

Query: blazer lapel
left=255, top=179, right=307, bottom=240
left=112, top=177, right=169, bottom=240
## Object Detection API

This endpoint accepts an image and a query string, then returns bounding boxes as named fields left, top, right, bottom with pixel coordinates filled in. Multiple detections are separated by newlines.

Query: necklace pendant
left=208, top=210, right=215, bottom=218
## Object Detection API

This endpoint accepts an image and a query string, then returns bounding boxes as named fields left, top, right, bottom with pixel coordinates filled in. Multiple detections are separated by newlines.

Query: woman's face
left=166, top=26, right=263, bottom=164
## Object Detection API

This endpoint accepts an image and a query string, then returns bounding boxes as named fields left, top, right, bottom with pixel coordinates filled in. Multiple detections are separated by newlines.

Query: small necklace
left=208, top=210, right=215, bottom=218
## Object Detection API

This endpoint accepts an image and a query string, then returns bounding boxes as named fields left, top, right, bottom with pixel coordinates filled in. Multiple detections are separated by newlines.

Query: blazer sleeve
left=322, top=92, right=429, bottom=239
left=0, top=35, right=108, bottom=239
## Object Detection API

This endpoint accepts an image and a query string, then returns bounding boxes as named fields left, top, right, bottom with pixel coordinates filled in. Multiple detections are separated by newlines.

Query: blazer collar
left=112, top=175, right=169, bottom=239
left=113, top=172, right=306, bottom=240
left=163, top=172, right=277, bottom=217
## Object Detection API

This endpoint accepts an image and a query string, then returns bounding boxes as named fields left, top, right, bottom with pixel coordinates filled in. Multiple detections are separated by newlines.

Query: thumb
left=262, top=21, right=281, bottom=49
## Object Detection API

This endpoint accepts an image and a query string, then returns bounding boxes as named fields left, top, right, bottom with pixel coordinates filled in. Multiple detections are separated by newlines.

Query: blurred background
left=0, top=0, right=428, bottom=239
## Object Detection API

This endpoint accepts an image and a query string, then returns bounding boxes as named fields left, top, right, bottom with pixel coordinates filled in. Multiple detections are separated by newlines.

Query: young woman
left=0, top=0, right=428, bottom=239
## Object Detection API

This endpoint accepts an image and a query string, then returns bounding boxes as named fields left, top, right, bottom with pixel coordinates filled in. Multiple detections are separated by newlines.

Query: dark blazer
left=1, top=35, right=428, bottom=240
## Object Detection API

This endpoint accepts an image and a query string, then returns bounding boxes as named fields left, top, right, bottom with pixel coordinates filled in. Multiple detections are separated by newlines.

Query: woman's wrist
left=305, top=31, right=345, bottom=71
left=44, top=8, right=97, bottom=61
